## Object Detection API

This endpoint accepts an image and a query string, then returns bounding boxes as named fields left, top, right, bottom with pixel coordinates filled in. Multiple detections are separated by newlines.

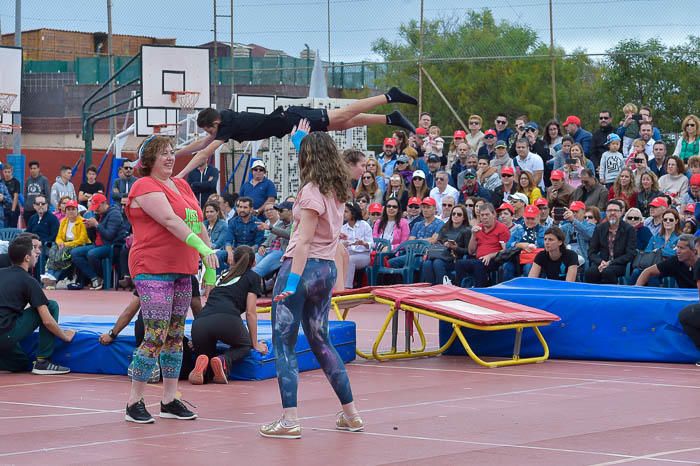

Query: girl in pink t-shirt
left=259, top=123, right=364, bottom=439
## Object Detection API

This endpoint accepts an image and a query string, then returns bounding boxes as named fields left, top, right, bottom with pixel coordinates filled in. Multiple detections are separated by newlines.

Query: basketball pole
left=12, top=0, right=21, bottom=156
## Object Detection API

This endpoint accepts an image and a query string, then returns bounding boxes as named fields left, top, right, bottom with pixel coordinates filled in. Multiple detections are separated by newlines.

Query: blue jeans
left=253, top=249, right=284, bottom=278
left=71, top=244, right=112, bottom=281
left=420, top=258, right=454, bottom=285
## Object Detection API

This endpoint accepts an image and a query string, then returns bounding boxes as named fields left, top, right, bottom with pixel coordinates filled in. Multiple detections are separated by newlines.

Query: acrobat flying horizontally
left=174, top=87, right=417, bottom=178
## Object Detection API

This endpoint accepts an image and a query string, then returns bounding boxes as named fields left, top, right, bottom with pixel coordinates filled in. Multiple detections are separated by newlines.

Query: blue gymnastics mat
left=440, top=278, right=700, bottom=363
left=20, top=316, right=356, bottom=381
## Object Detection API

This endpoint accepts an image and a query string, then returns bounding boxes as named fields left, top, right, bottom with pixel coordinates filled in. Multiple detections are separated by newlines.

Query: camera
left=565, top=158, right=577, bottom=165
left=631, top=113, right=642, bottom=122
left=552, top=207, right=565, bottom=222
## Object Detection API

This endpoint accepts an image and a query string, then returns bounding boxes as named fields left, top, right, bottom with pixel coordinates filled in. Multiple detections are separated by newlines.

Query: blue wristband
left=291, top=130, right=308, bottom=152
left=282, top=272, right=301, bottom=295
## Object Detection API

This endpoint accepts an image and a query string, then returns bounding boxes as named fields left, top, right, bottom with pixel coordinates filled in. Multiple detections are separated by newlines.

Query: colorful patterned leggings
left=272, top=258, right=354, bottom=408
left=131, top=274, right=192, bottom=382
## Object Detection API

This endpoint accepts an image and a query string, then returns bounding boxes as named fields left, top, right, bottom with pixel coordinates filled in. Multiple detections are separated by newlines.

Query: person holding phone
left=421, top=204, right=471, bottom=284
left=546, top=170, right=575, bottom=209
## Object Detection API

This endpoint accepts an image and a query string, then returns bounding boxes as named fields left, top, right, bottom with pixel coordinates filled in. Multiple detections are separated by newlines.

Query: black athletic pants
left=190, top=313, right=252, bottom=382
left=679, top=304, right=700, bottom=350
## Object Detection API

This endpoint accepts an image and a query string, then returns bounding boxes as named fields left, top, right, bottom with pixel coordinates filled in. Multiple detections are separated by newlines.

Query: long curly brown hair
left=298, top=132, right=350, bottom=203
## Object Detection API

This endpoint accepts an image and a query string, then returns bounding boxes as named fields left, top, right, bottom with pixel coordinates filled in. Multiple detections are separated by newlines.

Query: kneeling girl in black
left=188, top=246, right=268, bottom=384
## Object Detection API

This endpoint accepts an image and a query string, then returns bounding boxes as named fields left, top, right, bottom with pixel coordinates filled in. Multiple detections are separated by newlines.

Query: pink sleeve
left=296, top=185, right=326, bottom=216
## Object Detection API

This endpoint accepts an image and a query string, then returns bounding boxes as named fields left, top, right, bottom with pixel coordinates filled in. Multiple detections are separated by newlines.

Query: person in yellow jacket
left=40, top=200, right=91, bottom=289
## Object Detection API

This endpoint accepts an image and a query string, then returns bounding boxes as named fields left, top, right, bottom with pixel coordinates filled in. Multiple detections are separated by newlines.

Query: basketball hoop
left=152, top=123, right=178, bottom=135
left=0, top=93, right=17, bottom=114
left=170, top=91, right=200, bottom=114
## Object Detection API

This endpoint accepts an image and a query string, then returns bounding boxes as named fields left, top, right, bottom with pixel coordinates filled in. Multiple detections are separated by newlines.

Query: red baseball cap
left=368, top=203, right=383, bottom=214
left=534, top=197, right=549, bottom=207
left=65, top=200, right=79, bottom=209
left=383, top=137, right=395, bottom=147
left=649, top=197, right=669, bottom=208
left=563, top=115, right=581, bottom=126
left=684, top=203, right=696, bottom=214
left=523, top=205, right=539, bottom=218
left=453, top=130, right=467, bottom=139
left=496, top=202, right=515, bottom=214
left=550, top=170, right=565, bottom=180
left=421, top=197, right=437, bottom=207
left=569, top=201, right=586, bottom=212
left=408, top=196, right=422, bottom=206
left=691, top=174, right=700, bottom=187
left=501, top=166, right=515, bottom=176
left=415, top=127, right=427, bottom=136
left=89, top=193, right=108, bottom=211
left=484, top=129, right=497, bottom=137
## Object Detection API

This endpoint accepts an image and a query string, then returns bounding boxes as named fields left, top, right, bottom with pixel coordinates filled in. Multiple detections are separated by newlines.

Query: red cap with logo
left=453, top=130, right=467, bottom=139
left=501, top=166, right=515, bottom=176
left=691, top=174, right=700, bottom=187
left=484, top=129, right=497, bottom=137
left=408, top=196, right=422, bottom=206
left=550, top=170, right=565, bottom=180
left=534, top=197, right=549, bottom=207
left=569, top=201, right=586, bottom=212
left=368, top=203, right=383, bottom=214
left=523, top=205, right=540, bottom=218
left=383, top=137, right=395, bottom=147
left=496, top=202, right=515, bottom=214
left=421, top=197, right=437, bottom=207
left=563, top=115, right=581, bottom=126
left=415, top=127, right=427, bottom=136
left=649, top=197, right=669, bottom=208
left=684, top=203, right=696, bottom=214
left=89, top=193, right=108, bottom=211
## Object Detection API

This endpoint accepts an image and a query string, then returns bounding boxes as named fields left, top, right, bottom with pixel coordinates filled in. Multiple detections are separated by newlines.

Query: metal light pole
left=418, top=0, right=424, bottom=116
left=549, top=0, right=558, bottom=119
left=107, top=0, right=115, bottom=143
left=327, top=0, right=331, bottom=63
left=13, top=0, right=21, bottom=155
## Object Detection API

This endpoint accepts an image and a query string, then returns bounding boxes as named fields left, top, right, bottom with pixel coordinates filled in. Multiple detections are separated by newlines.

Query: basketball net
left=151, top=91, right=201, bottom=135
left=0, top=93, right=19, bottom=149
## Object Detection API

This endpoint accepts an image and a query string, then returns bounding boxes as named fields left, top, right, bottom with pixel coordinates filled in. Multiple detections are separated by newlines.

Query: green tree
left=601, top=37, right=700, bottom=133
left=367, top=9, right=602, bottom=148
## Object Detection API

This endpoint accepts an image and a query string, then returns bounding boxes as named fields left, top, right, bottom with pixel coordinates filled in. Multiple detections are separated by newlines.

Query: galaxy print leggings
left=131, top=274, right=192, bottom=383
left=272, top=258, right=354, bottom=408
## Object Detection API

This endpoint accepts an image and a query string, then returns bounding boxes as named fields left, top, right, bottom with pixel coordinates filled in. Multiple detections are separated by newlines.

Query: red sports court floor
left=1, top=290, right=699, bottom=465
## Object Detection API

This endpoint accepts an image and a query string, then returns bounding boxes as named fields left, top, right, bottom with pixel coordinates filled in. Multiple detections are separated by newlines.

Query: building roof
left=0, top=28, right=174, bottom=42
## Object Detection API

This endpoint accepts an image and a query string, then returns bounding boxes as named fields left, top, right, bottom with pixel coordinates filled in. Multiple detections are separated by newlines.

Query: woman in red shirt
left=124, top=135, right=218, bottom=424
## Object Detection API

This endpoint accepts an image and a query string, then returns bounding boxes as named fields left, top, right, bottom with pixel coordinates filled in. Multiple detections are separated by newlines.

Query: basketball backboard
left=0, top=46, right=22, bottom=113
left=134, top=95, right=179, bottom=137
left=140, top=45, right=210, bottom=109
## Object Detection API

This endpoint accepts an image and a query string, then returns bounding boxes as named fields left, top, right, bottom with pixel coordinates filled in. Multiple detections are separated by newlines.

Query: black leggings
left=678, top=304, right=700, bottom=350
left=191, top=313, right=252, bottom=382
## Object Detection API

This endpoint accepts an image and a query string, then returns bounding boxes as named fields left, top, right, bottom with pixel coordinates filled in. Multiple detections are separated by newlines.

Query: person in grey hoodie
left=23, top=161, right=51, bottom=226
left=50, top=166, right=77, bottom=209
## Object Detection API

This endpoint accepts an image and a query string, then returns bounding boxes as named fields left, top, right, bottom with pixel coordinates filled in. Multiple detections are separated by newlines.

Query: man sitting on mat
left=0, top=235, right=75, bottom=375
left=174, top=87, right=417, bottom=178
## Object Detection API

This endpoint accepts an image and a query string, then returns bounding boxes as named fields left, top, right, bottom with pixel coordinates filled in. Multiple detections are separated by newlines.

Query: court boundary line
left=307, top=428, right=699, bottom=464
left=589, top=447, right=700, bottom=465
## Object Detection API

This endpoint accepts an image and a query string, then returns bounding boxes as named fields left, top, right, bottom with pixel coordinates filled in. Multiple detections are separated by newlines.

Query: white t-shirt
left=66, top=220, right=76, bottom=241
left=515, top=152, right=545, bottom=190
left=429, top=185, right=460, bottom=215
left=381, top=220, right=396, bottom=242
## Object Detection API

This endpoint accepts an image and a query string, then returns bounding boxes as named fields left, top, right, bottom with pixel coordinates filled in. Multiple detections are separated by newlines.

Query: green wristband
left=203, top=266, right=217, bottom=286
left=185, top=232, right=214, bottom=257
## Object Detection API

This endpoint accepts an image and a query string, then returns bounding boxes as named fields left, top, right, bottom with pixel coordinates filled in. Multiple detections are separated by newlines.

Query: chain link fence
left=0, top=0, right=698, bottom=151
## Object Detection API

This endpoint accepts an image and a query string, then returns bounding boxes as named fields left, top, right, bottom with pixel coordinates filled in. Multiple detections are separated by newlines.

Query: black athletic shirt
left=656, top=257, right=698, bottom=289
left=0, top=265, right=50, bottom=334
left=533, top=248, right=579, bottom=280
left=78, top=181, right=105, bottom=207
left=0, top=253, right=10, bottom=268
left=198, top=269, right=262, bottom=318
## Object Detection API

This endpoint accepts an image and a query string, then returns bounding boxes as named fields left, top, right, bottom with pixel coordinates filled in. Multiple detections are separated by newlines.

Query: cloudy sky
left=1, top=0, right=697, bottom=61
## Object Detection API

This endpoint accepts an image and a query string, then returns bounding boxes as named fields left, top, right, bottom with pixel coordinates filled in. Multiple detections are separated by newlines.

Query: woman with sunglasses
left=466, top=115, right=485, bottom=155
left=384, top=174, right=409, bottom=210
left=421, top=204, right=471, bottom=284
left=373, top=197, right=410, bottom=251
left=542, top=120, right=563, bottom=158
left=516, top=171, right=542, bottom=204
left=630, top=209, right=681, bottom=284
left=354, top=193, right=371, bottom=222
left=636, top=172, right=664, bottom=217
left=365, top=158, right=387, bottom=193
left=673, top=115, right=700, bottom=161
left=408, top=169, right=429, bottom=200
left=355, top=172, right=384, bottom=204
left=623, top=207, right=652, bottom=251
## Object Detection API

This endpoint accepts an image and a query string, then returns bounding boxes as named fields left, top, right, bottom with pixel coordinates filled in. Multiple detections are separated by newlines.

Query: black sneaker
left=90, top=277, right=103, bottom=290
left=32, top=359, right=70, bottom=375
left=160, top=398, right=197, bottom=420
left=67, top=282, right=84, bottom=290
left=125, top=399, right=155, bottom=424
